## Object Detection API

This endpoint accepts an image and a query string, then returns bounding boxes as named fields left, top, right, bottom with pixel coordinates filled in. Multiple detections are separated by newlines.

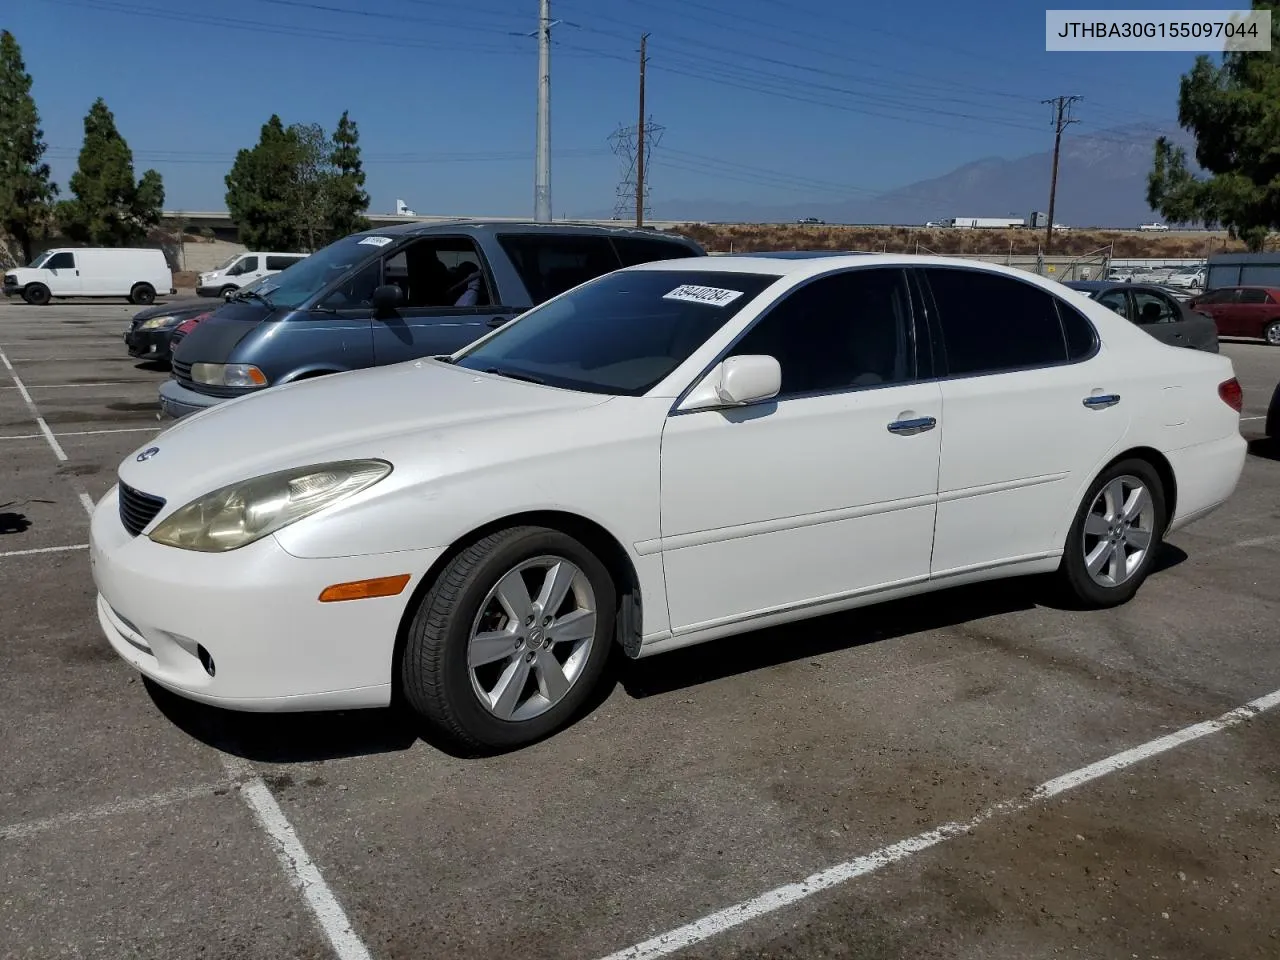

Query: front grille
left=118, top=481, right=166, bottom=536
left=171, top=357, right=193, bottom=384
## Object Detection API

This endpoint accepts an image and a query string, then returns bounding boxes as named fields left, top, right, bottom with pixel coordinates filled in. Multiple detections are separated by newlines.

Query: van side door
left=369, top=235, right=520, bottom=365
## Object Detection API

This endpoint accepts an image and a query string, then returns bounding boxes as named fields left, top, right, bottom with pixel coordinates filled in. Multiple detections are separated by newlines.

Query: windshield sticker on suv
left=358, top=236, right=392, bottom=247
left=662, top=284, right=744, bottom=307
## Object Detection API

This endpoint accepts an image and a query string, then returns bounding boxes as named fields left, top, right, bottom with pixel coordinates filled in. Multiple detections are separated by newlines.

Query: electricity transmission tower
left=609, top=119, right=664, bottom=223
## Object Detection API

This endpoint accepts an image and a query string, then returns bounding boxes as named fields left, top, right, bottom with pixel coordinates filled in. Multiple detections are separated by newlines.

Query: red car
left=1188, top=286, right=1280, bottom=345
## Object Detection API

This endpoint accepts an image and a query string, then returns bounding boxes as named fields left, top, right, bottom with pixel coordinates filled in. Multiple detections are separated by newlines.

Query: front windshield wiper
left=483, top=366, right=544, bottom=385
left=234, top=289, right=275, bottom=308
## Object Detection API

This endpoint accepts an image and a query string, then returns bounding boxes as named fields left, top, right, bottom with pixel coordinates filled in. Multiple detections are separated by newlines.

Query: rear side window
left=265, top=255, right=301, bottom=270
left=611, top=236, right=699, bottom=267
left=498, top=235, right=621, bottom=303
left=1239, top=288, right=1269, bottom=304
left=924, top=267, right=1069, bottom=375
left=1057, top=300, right=1099, bottom=361
left=46, top=252, right=75, bottom=269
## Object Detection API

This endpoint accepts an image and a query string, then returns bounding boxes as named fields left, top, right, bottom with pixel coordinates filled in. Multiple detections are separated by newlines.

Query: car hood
left=132, top=298, right=211, bottom=320
left=116, top=360, right=610, bottom=501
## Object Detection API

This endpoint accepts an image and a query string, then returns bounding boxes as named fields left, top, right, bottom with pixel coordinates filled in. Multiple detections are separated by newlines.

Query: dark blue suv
left=160, top=221, right=704, bottom=418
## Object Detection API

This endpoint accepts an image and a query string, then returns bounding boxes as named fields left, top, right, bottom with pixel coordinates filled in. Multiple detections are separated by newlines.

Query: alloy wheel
left=1082, top=475, right=1157, bottom=588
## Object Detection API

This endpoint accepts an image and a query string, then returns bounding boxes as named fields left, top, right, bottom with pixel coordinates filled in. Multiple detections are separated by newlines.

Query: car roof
left=350, top=220, right=703, bottom=245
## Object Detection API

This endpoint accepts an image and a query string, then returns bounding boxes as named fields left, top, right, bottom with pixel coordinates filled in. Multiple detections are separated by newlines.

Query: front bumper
left=90, top=484, right=444, bottom=711
left=124, top=326, right=174, bottom=360
left=196, top=285, right=229, bottom=298
left=158, top=378, right=225, bottom=419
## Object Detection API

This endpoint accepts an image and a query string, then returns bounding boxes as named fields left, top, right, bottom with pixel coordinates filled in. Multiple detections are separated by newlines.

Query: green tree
left=0, top=30, right=58, bottom=264
left=286, top=121, right=333, bottom=251
left=327, top=110, right=370, bottom=239
left=1147, top=2, right=1280, bottom=250
left=56, top=98, right=164, bottom=245
left=224, top=115, right=302, bottom=250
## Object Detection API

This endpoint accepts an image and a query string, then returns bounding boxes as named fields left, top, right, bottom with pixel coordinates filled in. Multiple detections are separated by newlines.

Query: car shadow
left=144, top=546, right=1189, bottom=763
left=132, top=360, right=169, bottom=373
left=1248, top=437, right=1280, bottom=462
left=0, top=512, right=32, bottom=534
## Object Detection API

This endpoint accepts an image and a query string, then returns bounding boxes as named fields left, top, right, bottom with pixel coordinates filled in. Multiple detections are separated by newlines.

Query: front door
left=659, top=266, right=942, bottom=634
left=371, top=236, right=516, bottom=363
left=1129, top=287, right=1191, bottom=347
left=919, top=266, right=1131, bottom=574
left=44, top=251, right=82, bottom=295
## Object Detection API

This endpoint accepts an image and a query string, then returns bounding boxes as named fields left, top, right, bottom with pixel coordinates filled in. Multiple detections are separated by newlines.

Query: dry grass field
left=667, top=222, right=1257, bottom=259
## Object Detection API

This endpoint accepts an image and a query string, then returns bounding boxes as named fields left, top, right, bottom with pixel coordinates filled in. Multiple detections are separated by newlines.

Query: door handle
left=887, top=416, right=936, bottom=434
left=486, top=316, right=511, bottom=328
left=1083, top=393, right=1121, bottom=409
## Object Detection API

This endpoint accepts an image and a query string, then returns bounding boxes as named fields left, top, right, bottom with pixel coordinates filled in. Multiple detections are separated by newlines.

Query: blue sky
left=7, top=0, right=1213, bottom=217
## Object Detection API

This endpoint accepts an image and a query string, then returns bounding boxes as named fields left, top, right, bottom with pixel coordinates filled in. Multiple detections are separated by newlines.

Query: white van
left=3, top=247, right=174, bottom=306
left=197, top=251, right=307, bottom=300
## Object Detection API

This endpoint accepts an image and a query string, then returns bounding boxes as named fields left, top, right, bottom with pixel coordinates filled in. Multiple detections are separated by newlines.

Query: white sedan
left=89, top=255, right=1248, bottom=750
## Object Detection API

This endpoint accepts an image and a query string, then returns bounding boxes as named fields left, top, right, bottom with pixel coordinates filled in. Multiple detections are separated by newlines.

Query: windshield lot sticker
left=662, top=284, right=744, bottom=307
left=358, top=236, right=393, bottom=247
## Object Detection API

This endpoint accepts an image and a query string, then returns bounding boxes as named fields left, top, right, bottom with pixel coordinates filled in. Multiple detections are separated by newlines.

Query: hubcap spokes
left=1082, top=475, right=1156, bottom=588
left=468, top=556, right=597, bottom=721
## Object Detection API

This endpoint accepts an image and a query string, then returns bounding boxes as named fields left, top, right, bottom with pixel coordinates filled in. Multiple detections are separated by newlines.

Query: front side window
left=925, top=267, right=1068, bottom=375
left=46, top=252, right=75, bottom=270
left=234, top=256, right=259, bottom=275
left=454, top=269, right=779, bottom=395
left=1095, top=289, right=1129, bottom=319
left=1194, top=289, right=1233, bottom=305
left=1131, top=290, right=1178, bottom=324
left=381, top=237, right=493, bottom=307
left=728, top=268, right=916, bottom=397
left=497, top=235, right=621, bottom=303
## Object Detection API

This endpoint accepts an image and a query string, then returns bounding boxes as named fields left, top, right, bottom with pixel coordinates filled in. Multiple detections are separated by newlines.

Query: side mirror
left=678, top=355, right=781, bottom=412
left=372, top=284, right=404, bottom=313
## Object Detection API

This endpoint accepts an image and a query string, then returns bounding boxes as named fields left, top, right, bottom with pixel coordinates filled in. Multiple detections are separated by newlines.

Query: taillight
left=1219, top=377, right=1243, bottom=412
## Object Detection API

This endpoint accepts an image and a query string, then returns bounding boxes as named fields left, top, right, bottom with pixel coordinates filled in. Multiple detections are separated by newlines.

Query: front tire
left=23, top=283, right=50, bottom=305
left=1056, top=458, right=1167, bottom=608
left=1264, top=320, right=1280, bottom=346
left=401, top=525, right=617, bottom=752
left=130, top=283, right=156, bottom=305
left=220, top=285, right=238, bottom=301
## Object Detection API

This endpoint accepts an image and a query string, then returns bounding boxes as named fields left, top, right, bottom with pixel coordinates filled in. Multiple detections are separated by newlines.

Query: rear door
left=1205, top=288, right=1244, bottom=335
left=1234, top=287, right=1275, bottom=338
left=370, top=235, right=517, bottom=364
left=1130, top=288, right=1190, bottom=347
left=919, top=266, right=1129, bottom=574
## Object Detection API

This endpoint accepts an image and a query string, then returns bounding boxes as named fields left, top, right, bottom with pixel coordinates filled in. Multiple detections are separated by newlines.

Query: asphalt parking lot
left=2, top=297, right=1279, bottom=960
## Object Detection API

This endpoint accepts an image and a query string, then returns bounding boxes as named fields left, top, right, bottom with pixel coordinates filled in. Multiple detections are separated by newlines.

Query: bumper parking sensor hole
left=197, top=645, right=216, bottom=677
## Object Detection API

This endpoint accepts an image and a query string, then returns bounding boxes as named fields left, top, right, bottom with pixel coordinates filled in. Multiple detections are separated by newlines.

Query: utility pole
left=1041, top=95, right=1081, bottom=255
left=534, top=0, right=552, bottom=222
left=635, top=32, right=649, bottom=226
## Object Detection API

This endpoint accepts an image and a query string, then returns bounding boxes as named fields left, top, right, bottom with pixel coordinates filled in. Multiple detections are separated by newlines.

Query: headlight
left=138, top=315, right=178, bottom=330
left=148, top=459, right=392, bottom=552
left=191, top=362, right=268, bottom=388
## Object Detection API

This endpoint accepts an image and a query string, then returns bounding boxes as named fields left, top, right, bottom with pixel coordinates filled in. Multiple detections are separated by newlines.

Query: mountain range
left=629, top=124, right=1197, bottom=227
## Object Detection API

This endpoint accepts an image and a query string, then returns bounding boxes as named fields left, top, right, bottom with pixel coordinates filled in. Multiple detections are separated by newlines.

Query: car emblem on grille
left=136, top=447, right=160, bottom=462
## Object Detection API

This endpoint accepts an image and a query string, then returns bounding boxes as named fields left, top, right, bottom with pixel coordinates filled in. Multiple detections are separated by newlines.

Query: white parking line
left=0, top=544, right=88, bottom=559
left=0, top=426, right=159, bottom=441
left=0, top=381, right=156, bottom=390
left=0, top=349, right=67, bottom=460
left=595, top=685, right=1280, bottom=960
left=0, top=783, right=227, bottom=841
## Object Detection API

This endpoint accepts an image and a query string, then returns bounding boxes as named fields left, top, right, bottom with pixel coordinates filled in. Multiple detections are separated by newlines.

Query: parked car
left=1187, top=286, right=1280, bottom=345
left=90, top=255, right=1246, bottom=750
left=1063, top=281, right=1219, bottom=351
left=3, top=247, right=173, bottom=305
left=1163, top=265, right=1205, bottom=289
left=124, top=276, right=275, bottom=365
left=160, top=221, right=705, bottom=419
left=197, top=251, right=308, bottom=300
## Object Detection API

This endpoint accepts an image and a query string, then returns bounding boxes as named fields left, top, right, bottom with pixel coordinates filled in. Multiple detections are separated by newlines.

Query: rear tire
left=1055, top=458, right=1166, bottom=609
left=129, top=283, right=156, bottom=305
left=22, top=283, right=50, bottom=306
left=1264, top=320, right=1280, bottom=346
left=401, top=525, right=616, bottom=752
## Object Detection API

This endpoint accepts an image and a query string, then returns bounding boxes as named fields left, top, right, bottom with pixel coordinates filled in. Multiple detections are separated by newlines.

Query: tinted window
left=1239, top=287, right=1269, bottom=304
left=729, top=268, right=915, bottom=396
left=1058, top=301, right=1099, bottom=361
left=925, top=267, right=1067, bottom=375
left=265, top=255, right=302, bottom=270
left=46, top=252, right=75, bottom=269
left=454, top=270, right=778, bottom=395
left=1131, top=290, right=1178, bottom=324
left=238, top=256, right=259, bottom=274
left=611, top=236, right=699, bottom=267
left=1194, top=289, right=1233, bottom=304
left=498, top=235, right=621, bottom=303
left=1095, top=289, right=1128, bottom=318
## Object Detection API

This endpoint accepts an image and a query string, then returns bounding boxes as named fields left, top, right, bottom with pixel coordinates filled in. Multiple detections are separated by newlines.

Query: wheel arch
left=389, top=510, right=644, bottom=704
left=1097, top=445, right=1178, bottom=523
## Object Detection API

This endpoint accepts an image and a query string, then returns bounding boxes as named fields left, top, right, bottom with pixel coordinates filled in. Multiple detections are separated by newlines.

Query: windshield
left=212, top=254, right=239, bottom=271
left=253, top=233, right=387, bottom=310
left=28, top=252, right=52, bottom=268
left=454, top=269, right=780, bottom=396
